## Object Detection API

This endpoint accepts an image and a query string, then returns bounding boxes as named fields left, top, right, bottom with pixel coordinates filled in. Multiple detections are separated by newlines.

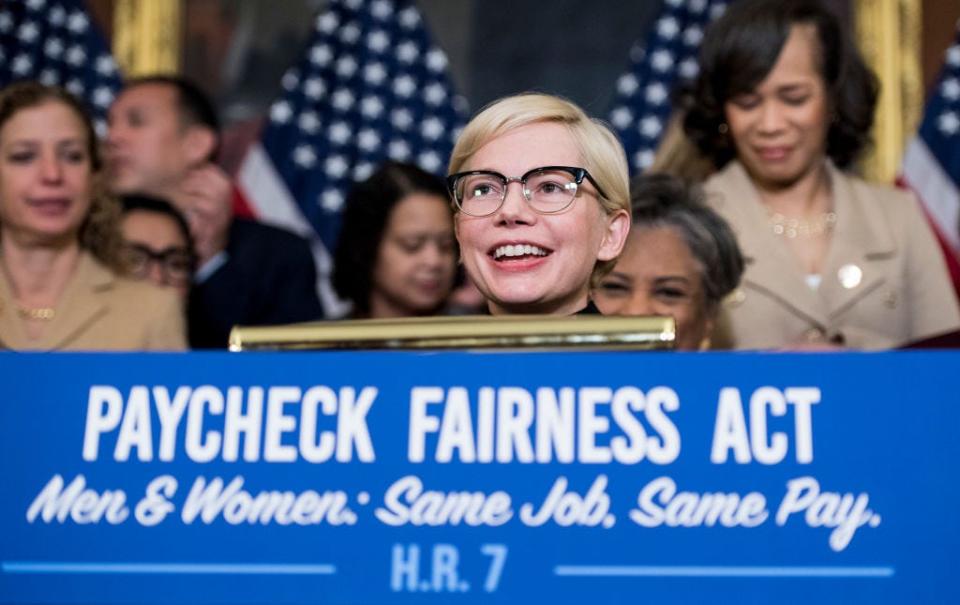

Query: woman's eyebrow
left=653, top=275, right=692, bottom=284
left=776, top=82, right=814, bottom=93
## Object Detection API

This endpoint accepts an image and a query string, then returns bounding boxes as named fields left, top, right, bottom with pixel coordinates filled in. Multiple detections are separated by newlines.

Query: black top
left=573, top=299, right=602, bottom=315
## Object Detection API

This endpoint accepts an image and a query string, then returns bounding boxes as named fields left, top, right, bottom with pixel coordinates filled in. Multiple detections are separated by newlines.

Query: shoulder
left=833, top=170, right=925, bottom=232
left=701, top=161, right=760, bottom=232
left=110, top=278, right=186, bottom=350
left=78, top=255, right=186, bottom=350
left=103, top=275, right=182, bottom=323
left=702, top=161, right=752, bottom=211
left=82, top=251, right=179, bottom=319
left=230, top=218, right=312, bottom=248
left=703, top=161, right=747, bottom=190
left=837, top=171, right=915, bottom=208
left=109, top=275, right=178, bottom=306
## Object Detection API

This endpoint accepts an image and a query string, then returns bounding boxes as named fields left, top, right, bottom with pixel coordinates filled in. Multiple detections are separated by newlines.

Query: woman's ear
left=596, top=209, right=631, bottom=262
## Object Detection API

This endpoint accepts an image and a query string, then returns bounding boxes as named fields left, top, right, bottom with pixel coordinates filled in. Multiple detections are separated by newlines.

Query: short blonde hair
left=449, top=93, right=630, bottom=284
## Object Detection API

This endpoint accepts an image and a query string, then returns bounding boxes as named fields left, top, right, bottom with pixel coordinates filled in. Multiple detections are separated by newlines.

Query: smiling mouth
left=757, top=147, right=791, bottom=161
left=491, top=244, right=551, bottom=261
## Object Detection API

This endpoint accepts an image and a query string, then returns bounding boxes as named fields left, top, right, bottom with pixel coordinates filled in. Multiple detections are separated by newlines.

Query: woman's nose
left=420, top=241, right=446, bottom=268
left=40, top=153, right=64, bottom=183
left=622, top=293, right=656, bottom=316
left=495, top=181, right=536, bottom=225
left=757, top=101, right=786, bottom=134
left=147, top=259, right=168, bottom=288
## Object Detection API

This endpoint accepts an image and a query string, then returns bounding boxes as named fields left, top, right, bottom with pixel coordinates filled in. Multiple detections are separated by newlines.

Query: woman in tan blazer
left=682, top=0, right=959, bottom=349
left=0, top=82, right=185, bottom=351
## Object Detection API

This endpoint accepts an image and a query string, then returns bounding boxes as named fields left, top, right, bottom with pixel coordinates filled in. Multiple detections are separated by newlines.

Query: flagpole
left=854, top=0, right=922, bottom=182
left=112, top=0, right=182, bottom=75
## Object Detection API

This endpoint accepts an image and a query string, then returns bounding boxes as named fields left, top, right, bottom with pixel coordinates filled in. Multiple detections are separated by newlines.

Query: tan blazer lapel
left=42, top=252, right=113, bottom=350
left=819, top=166, right=895, bottom=319
left=708, top=162, right=828, bottom=327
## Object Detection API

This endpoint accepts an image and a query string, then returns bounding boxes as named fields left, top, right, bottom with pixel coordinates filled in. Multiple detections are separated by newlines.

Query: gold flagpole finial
left=112, top=0, right=182, bottom=76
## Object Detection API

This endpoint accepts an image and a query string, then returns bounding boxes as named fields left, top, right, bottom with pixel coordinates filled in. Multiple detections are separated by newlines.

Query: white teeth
left=493, top=244, right=548, bottom=259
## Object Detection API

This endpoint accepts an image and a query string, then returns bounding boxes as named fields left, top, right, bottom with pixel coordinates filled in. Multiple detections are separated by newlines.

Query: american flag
left=0, top=0, right=122, bottom=136
left=237, top=0, right=468, bottom=315
left=607, top=0, right=730, bottom=174
left=901, top=21, right=960, bottom=297
left=901, top=21, right=960, bottom=257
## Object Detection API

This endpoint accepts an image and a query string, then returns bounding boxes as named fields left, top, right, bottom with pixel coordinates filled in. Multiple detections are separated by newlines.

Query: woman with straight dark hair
left=120, top=194, right=196, bottom=300
left=333, top=161, right=457, bottom=318
left=683, top=0, right=959, bottom=349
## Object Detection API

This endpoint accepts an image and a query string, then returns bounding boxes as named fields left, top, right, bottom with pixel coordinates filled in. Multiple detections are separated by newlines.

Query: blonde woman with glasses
left=447, top=93, right=631, bottom=316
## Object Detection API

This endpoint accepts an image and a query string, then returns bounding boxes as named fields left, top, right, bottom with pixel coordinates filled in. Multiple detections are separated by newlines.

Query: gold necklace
left=769, top=211, right=837, bottom=238
left=16, top=305, right=56, bottom=321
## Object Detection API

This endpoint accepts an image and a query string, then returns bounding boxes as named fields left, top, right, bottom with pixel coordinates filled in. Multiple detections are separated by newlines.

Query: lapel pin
left=837, top=264, right=862, bottom=289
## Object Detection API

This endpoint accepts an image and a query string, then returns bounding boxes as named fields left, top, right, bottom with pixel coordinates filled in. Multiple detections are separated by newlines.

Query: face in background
left=121, top=209, right=193, bottom=299
left=0, top=100, right=93, bottom=247
left=594, top=225, right=712, bottom=350
left=723, top=24, right=830, bottom=190
left=454, top=121, right=627, bottom=315
left=369, top=192, right=456, bottom=318
left=106, top=83, right=204, bottom=197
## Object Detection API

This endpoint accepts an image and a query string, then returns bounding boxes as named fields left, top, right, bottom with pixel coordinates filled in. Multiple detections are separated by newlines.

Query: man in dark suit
left=106, top=76, right=323, bottom=348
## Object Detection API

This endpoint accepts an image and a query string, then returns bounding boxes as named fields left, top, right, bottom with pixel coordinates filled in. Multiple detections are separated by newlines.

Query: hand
left=172, top=163, right=234, bottom=267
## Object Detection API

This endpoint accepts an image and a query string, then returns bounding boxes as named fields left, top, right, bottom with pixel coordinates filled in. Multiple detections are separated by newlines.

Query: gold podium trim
left=229, top=315, right=676, bottom=352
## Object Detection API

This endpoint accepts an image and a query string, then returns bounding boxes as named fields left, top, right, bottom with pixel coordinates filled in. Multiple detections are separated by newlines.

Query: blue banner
left=1, top=351, right=957, bottom=604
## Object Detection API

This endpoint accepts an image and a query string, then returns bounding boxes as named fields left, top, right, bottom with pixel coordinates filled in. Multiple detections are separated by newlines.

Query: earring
left=718, top=122, right=729, bottom=135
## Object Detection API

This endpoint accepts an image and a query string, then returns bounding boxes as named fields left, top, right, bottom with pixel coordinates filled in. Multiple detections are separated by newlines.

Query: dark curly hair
left=0, top=81, right=126, bottom=273
left=630, top=173, right=744, bottom=313
left=682, top=0, right=879, bottom=169
left=333, top=162, right=453, bottom=317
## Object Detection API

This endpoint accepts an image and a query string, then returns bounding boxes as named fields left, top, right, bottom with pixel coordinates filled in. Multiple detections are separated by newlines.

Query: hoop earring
left=718, top=122, right=729, bottom=135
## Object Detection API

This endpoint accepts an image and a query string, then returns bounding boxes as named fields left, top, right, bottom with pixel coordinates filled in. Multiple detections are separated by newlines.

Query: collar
left=575, top=299, right=602, bottom=315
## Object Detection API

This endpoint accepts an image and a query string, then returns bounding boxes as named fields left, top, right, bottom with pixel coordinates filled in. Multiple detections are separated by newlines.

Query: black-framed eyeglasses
left=122, top=243, right=195, bottom=286
left=446, top=165, right=609, bottom=217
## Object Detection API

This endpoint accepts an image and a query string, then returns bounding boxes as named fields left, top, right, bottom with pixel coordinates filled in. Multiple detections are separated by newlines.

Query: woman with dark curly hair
left=683, top=0, right=959, bottom=349
left=0, top=82, right=185, bottom=350
left=333, top=161, right=457, bottom=318
left=594, top=173, right=744, bottom=350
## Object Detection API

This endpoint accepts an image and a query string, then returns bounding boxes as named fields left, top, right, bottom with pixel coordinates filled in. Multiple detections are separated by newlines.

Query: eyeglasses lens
left=455, top=168, right=579, bottom=216
left=525, top=169, right=578, bottom=213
